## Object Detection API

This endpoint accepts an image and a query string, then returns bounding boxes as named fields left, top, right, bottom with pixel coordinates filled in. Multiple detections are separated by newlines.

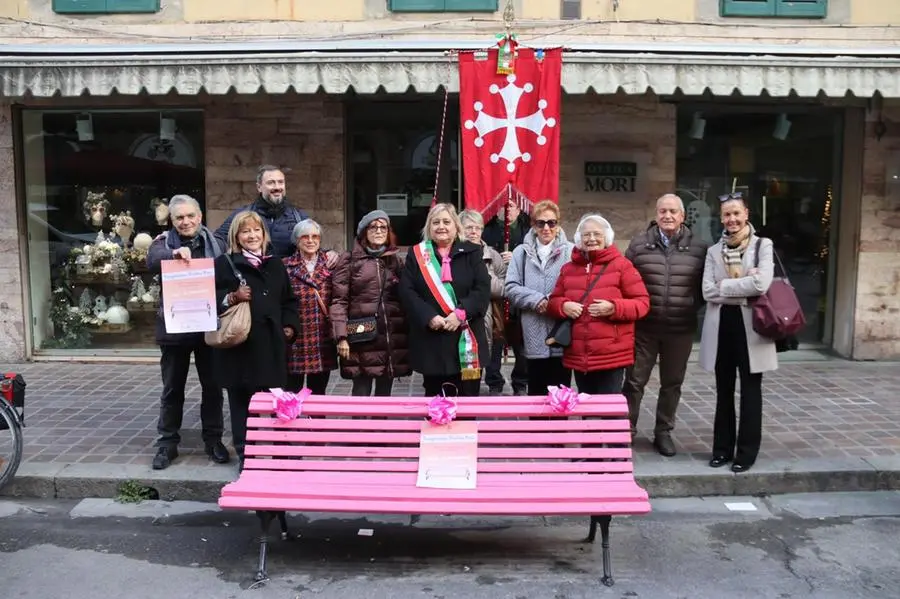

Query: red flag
left=459, top=46, right=562, bottom=220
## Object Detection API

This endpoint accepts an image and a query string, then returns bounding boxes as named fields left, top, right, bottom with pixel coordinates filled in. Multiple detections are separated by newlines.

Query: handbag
left=750, top=238, right=806, bottom=341
left=346, top=259, right=385, bottom=345
left=204, top=254, right=252, bottom=349
left=546, top=263, right=609, bottom=348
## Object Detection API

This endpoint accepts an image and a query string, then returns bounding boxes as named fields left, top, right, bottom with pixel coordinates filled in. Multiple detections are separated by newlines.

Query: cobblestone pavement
left=4, top=359, right=899, bottom=469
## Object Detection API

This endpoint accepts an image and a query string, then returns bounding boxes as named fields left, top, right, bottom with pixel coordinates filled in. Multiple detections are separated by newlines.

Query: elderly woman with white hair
left=282, top=218, right=337, bottom=395
left=459, top=209, right=507, bottom=355
left=547, top=214, right=650, bottom=395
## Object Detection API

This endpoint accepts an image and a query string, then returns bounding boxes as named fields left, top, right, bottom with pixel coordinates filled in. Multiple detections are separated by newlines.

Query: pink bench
left=218, top=392, right=651, bottom=585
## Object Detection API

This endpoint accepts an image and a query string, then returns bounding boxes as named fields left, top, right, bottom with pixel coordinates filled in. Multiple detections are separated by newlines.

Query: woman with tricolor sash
left=399, top=203, right=492, bottom=397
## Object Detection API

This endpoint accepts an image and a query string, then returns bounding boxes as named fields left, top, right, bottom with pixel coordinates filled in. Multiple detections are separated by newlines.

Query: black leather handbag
left=545, top=263, right=608, bottom=348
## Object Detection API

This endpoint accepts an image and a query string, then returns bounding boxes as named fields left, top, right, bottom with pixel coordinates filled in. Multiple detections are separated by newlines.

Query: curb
left=3, top=455, right=898, bottom=502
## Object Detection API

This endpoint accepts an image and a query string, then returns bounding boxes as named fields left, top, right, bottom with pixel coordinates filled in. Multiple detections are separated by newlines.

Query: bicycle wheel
left=0, top=399, right=23, bottom=492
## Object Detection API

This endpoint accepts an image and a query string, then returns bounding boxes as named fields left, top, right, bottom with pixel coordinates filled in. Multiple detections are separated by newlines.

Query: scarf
left=164, top=226, right=223, bottom=259
left=722, top=225, right=752, bottom=278
left=254, top=195, right=287, bottom=219
left=437, top=245, right=453, bottom=283
left=365, top=245, right=387, bottom=258
left=536, top=237, right=554, bottom=267
left=242, top=248, right=270, bottom=269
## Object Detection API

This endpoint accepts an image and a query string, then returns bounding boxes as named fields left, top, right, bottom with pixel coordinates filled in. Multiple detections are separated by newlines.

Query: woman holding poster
left=399, top=203, right=491, bottom=398
left=214, top=210, right=300, bottom=470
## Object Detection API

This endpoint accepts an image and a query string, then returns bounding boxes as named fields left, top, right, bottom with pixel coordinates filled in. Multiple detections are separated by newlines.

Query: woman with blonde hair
left=213, top=210, right=300, bottom=469
left=504, top=200, right=575, bottom=395
left=399, top=203, right=491, bottom=397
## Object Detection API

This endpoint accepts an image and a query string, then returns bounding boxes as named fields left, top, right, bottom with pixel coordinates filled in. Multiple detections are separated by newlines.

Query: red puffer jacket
left=547, top=245, right=650, bottom=373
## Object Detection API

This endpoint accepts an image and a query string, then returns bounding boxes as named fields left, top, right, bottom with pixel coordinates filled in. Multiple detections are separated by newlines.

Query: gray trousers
left=622, top=329, right=694, bottom=436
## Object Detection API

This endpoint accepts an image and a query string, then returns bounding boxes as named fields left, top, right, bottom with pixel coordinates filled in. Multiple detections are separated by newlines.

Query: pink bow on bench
left=427, top=393, right=458, bottom=426
left=545, top=385, right=588, bottom=414
left=269, top=387, right=310, bottom=423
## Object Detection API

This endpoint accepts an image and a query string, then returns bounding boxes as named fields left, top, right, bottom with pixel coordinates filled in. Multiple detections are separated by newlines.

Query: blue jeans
left=485, top=340, right=528, bottom=392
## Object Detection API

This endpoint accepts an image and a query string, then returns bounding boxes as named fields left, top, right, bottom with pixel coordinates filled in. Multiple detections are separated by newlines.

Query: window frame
left=53, top=0, right=161, bottom=14
left=720, top=0, right=827, bottom=19
left=389, top=0, right=498, bottom=12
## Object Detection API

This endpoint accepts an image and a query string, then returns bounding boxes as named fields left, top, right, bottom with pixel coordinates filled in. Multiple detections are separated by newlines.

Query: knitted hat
left=357, top=210, right=391, bottom=237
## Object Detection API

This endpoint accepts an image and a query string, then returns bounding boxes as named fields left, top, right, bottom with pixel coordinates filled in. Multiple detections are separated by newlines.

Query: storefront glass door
left=675, top=107, right=842, bottom=344
left=346, top=94, right=460, bottom=247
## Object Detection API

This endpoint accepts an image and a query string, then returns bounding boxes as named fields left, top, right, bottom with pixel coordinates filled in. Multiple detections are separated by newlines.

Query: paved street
left=1, top=492, right=898, bottom=598
left=5, top=359, right=899, bottom=470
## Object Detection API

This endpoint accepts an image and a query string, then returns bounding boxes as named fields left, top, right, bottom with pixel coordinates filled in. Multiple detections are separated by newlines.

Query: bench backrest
left=244, top=393, right=635, bottom=477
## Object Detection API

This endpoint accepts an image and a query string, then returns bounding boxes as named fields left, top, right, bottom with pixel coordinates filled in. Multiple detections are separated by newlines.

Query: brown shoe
left=653, top=435, right=676, bottom=457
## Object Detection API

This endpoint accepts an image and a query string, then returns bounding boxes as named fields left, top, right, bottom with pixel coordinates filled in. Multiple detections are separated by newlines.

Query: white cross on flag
left=459, top=46, right=562, bottom=219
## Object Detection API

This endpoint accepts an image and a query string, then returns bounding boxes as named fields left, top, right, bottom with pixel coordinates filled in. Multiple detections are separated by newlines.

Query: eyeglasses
left=718, top=192, right=744, bottom=203
left=368, top=225, right=389, bottom=232
left=463, top=225, right=483, bottom=232
left=581, top=231, right=604, bottom=240
left=299, top=234, right=320, bottom=242
left=534, top=219, right=558, bottom=229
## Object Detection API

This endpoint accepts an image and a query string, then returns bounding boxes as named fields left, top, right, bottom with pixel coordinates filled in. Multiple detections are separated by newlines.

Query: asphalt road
left=1, top=492, right=898, bottom=599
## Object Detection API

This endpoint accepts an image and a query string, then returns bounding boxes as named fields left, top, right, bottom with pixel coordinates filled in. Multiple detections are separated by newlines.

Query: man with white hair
left=147, top=194, right=230, bottom=470
left=622, top=193, right=709, bottom=456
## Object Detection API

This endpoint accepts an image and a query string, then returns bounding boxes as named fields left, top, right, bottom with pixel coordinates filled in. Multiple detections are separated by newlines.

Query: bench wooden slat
left=230, top=470, right=638, bottom=486
left=222, top=483, right=645, bottom=504
left=241, top=458, right=635, bottom=474
left=250, top=393, right=625, bottom=409
left=218, top=495, right=651, bottom=516
left=245, top=430, right=633, bottom=445
left=244, top=444, right=633, bottom=460
left=245, top=417, right=631, bottom=432
left=249, top=404, right=627, bottom=418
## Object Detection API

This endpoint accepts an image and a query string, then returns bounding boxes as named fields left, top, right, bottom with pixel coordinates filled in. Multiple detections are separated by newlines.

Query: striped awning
left=3, top=45, right=900, bottom=98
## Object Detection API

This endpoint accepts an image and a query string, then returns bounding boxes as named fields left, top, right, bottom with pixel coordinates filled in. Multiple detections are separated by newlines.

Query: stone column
left=0, top=104, right=26, bottom=361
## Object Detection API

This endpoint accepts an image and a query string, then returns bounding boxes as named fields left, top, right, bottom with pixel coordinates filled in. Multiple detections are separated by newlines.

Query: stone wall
left=559, top=95, right=676, bottom=248
left=853, top=106, right=900, bottom=359
left=203, top=95, right=347, bottom=252
left=0, top=104, right=26, bottom=361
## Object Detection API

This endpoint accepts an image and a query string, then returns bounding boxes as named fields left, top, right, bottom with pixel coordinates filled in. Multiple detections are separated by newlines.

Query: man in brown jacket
left=623, top=194, right=709, bottom=456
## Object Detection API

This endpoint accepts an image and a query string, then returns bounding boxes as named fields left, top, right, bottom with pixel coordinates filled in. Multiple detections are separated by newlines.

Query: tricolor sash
left=413, top=241, right=481, bottom=381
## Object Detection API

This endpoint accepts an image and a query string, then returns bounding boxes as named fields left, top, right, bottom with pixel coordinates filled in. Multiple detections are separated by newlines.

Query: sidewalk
left=2, top=359, right=898, bottom=501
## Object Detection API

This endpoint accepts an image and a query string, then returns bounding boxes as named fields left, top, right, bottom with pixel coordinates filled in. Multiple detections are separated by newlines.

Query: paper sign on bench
left=416, top=421, right=478, bottom=489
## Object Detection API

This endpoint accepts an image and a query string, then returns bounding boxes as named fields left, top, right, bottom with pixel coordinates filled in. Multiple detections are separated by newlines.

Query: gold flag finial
left=502, top=0, right=515, bottom=33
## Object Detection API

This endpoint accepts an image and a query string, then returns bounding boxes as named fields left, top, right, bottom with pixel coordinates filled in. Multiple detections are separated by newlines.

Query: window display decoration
left=83, top=191, right=111, bottom=228
left=150, top=197, right=169, bottom=227
left=126, top=276, right=159, bottom=313
left=112, top=211, right=135, bottom=246
left=45, top=286, right=92, bottom=349
left=69, top=232, right=130, bottom=284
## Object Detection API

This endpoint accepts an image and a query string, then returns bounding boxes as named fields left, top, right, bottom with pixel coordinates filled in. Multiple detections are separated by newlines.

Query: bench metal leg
left=276, top=511, right=289, bottom=541
left=598, top=515, right=614, bottom=587
left=585, top=515, right=599, bottom=543
left=254, top=510, right=276, bottom=583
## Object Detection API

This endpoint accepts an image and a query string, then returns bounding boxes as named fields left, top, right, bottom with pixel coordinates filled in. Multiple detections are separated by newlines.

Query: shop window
left=721, top=0, right=827, bottom=18
left=19, top=109, right=204, bottom=352
left=53, top=0, right=160, bottom=14
left=675, top=108, right=841, bottom=344
left=390, top=0, right=497, bottom=12
left=347, top=96, right=461, bottom=247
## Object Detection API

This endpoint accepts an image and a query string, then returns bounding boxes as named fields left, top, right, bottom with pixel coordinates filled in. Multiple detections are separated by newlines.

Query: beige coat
left=699, top=235, right=778, bottom=374
left=482, top=243, right=507, bottom=353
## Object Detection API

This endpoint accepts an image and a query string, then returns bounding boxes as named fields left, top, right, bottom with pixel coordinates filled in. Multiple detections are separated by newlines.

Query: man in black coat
left=215, top=165, right=339, bottom=265
left=622, top=194, right=708, bottom=457
left=147, top=194, right=230, bottom=470
left=480, top=198, right=530, bottom=395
